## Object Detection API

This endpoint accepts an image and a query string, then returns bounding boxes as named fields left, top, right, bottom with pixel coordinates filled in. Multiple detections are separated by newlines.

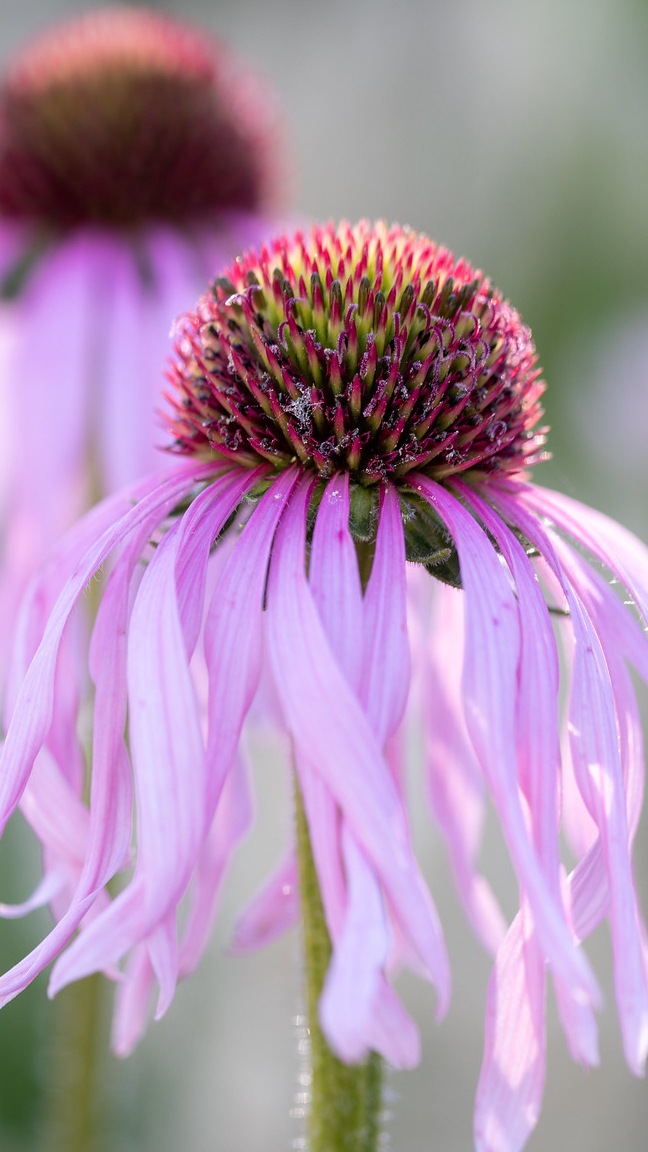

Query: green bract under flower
left=168, top=221, right=547, bottom=488
left=0, top=7, right=276, bottom=227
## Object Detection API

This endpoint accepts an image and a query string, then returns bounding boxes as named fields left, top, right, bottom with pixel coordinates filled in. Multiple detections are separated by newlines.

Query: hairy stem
left=295, top=778, right=383, bottom=1152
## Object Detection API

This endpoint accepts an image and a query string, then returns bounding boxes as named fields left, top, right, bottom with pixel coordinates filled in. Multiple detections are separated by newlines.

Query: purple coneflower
left=0, top=5, right=283, bottom=683
left=3, top=220, right=648, bottom=1152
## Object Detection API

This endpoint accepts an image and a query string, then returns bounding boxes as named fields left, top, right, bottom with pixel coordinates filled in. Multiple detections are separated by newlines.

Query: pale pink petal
left=96, top=239, right=162, bottom=489
left=309, top=472, right=363, bottom=692
left=299, top=768, right=346, bottom=943
left=2, top=235, right=94, bottom=546
left=111, top=944, right=155, bottom=1058
left=552, top=540, right=648, bottom=1072
left=361, top=484, right=409, bottom=744
left=49, top=884, right=146, bottom=999
left=423, top=583, right=506, bottom=955
left=202, top=467, right=300, bottom=822
left=180, top=754, right=254, bottom=976
left=230, top=851, right=299, bottom=955
left=414, top=475, right=597, bottom=1005
left=18, top=749, right=88, bottom=867
left=490, top=486, right=648, bottom=1072
left=519, top=484, right=648, bottom=625
left=148, top=912, right=179, bottom=1020
left=363, top=980, right=421, bottom=1070
left=475, top=906, right=546, bottom=1152
left=266, top=475, right=450, bottom=1012
left=458, top=483, right=562, bottom=894
left=319, top=828, right=388, bottom=1064
left=0, top=463, right=214, bottom=836
left=0, top=490, right=193, bottom=1002
left=126, top=481, right=249, bottom=929
left=0, top=470, right=233, bottom=1004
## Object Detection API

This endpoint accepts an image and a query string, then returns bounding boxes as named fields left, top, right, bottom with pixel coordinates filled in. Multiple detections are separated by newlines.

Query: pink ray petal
left=180, top=753, right=254, bottom=976
left=319, top=827, right=388, bottom=1064
left=231, top=849, right=299, bottom=955
left=422, top=583, right=506, bottom=955
left=0, top=462, right=216, bottom=835
left=474, top=905, right=546, bottom=1152
left=414, top=475, right=598, bottom=1007
left=266, top=475, right=450, bottom=1012
left=490, top=486, right=648, bottom=1073
left=111, top=943, right=155, bottom=1058
left=202, top=466, right=300, bottom=823
left=361, top=484, right=409, bottom=743
left=309, top=472, right=363, bottom=693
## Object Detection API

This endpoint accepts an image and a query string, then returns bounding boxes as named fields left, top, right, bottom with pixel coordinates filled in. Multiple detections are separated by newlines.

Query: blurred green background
left=1, top=0, right=648, bottom=1149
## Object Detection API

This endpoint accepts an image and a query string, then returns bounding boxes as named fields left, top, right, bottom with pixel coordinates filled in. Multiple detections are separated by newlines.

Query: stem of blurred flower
left=44, top=973, right=106, bottom=1152
left=295, top=780, right=383, bottom=1152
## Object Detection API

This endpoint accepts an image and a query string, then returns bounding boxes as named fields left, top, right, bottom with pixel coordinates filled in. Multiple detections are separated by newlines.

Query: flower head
left=2, top=221, right=648, bottom=1152
left=168, top=220, right=545, bottom=480
left=0, top=6, right=277, bottom=227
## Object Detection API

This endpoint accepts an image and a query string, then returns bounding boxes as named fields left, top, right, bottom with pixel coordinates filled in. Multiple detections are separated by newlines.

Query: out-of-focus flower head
left=2, top=221, right=648, bottom=1152
left=0, top=5, right=278, bottom=227
left=0, top=5, right=287, bottom=684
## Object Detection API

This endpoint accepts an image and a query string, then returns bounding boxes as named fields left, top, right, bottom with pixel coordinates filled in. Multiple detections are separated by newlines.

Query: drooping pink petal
left=266, top=474, right=450, bottom=1012
left=490, top=485, right=648, bottom=1073
left=0, top=461, right=216, bottom=838
left=317, top=826, right=419, bottom=1068
left=179, top=753, right=254, bottom=977
left=313, top=481, right=421, bottom=1067
left=474, top=905, right=546, bottom=1152
left=230, top=851, right=299, bottom=955
left=309, top=472, right=363, bottom=693
left=360, top=484, right=410, bottom=743
left=202, top=466, right=300, bottom=824
left=414, top=475, right=597, bottom=1006
left=111, top=943, right=155, bottom=1058
left=0, top=488, right=194, bottom=1004
left=47, top=472, right=255, bottom=1000
left=299, top=767, right=346, bottom=944
left=551, top=539, right=648, bottom=1072
left=95, top=238, right=162, bottom=490
left=307, top=473, right=368, bottom=941
left=422, top=582, right=506, bottom=955
left=121, top=479, right=254, bottom=1004
left=2, top=234, right=94, bottom=548
left=519, top=483, right=648, bottom=626
left=148, top=911, right=179, bottom=1020
left=362, top=979, right=421, bottom=1069
left=457, top=482, right=562, bottom=896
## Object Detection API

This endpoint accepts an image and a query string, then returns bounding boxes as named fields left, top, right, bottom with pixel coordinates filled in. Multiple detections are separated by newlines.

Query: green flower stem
left=44, top=973, right=107, bottom=1152
left=295, top=778, right=383, bottom=1152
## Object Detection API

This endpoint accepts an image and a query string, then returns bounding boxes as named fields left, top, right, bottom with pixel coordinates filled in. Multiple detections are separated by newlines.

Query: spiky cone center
left=0, top=7, right=276, bottom=227
left=168, top=220, right=547, bottom=489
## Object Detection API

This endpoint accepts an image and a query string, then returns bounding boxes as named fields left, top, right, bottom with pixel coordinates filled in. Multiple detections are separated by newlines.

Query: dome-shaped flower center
left=0, top=8, right=275, bottom=227
left=168, top=220, right=547, bottom=483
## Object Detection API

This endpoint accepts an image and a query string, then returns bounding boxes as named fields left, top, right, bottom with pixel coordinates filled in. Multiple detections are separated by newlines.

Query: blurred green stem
left=44, top=964, right=106, bottom=1151
left=295, top=778, right=383, bottom=1152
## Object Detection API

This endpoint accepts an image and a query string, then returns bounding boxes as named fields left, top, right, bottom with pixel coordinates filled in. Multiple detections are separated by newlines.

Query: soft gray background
left=1, top=1, right=648, bottom=1150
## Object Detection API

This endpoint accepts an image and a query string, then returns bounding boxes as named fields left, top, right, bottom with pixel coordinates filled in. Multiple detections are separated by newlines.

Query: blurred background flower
left=0, top=1, right=647, bottom=1151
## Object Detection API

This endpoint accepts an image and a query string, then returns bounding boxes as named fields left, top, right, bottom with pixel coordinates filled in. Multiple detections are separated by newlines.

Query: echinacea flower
left=0, top=5, right=285, bottom=687
left=2, top=219, right=648, bottom=1152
